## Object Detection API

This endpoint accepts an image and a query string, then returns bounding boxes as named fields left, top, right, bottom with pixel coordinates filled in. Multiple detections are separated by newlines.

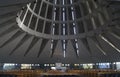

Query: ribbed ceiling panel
left=0, top=0, right=120, bottom=63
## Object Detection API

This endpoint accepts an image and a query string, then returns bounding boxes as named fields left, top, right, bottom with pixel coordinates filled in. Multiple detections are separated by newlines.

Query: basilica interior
left=0, top=0, right=120, bottom=77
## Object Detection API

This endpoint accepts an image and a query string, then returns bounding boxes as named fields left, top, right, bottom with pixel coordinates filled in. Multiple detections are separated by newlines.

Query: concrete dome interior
left=0, top=0, right=120, bottom=64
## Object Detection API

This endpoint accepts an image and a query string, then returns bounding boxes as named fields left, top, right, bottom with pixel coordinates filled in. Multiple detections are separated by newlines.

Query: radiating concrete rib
left=0, top=26, right=18, bottom=38
left=78, top=2, right=88, bottom=32
left=0, top=0, right=35, bottom=7
left=0, top=29, right=20, bottom=48
left=0, top=22, right=16, bottom=34
left=78, top=2, right=92, bottom=55
left=9, top=33, right=31, bottom=55
left=37, top=39, right=49, bottom=57
left=0, top=5, right=23, bottom=15
left=91, top=37, right=107, bottom=55
left=100, top=35, right=120, bottom=53
left=24, top=37, right=39, bottom=56
left=108, top=31, right=120, bottom=40
left=0, top=15, right=16, bottom=24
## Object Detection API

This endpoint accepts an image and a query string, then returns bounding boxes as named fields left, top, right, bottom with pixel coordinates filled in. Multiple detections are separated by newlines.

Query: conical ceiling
left=0, top=0, right=120, bottom=64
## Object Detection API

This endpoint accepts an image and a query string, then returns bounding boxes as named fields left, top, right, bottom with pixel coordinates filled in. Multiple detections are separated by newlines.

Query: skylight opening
left=63, top=50, right=66, bottom=58
left=62, top=0, right=65, bottom=5
left=72, top=11, right=75, bottom=20
left=63, top=42, right=66, bottom=49
left=52, top=25, right=55, bottom=35
left=50, top=0, right=57, bottom=52
left=62, top=0, right=66, bottom=58
left=77, top=49, right=79, bottom=56
left=51, top=43, right=53, bottom=49
left=55, top=0, right=57, bottom=4
left=76, top=43, right=79, bottom=49
left=73, top=26, right=77, bottom=34
left=70, top=0, right=79, bottom=56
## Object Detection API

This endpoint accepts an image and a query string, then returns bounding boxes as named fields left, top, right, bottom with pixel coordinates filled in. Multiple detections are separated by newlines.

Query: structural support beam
left=0, top=0, right=35, bottom=7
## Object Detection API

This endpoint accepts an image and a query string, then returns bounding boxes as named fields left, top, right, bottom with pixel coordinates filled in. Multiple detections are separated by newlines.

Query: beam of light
left=100, top=35, right=120, bottom=53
